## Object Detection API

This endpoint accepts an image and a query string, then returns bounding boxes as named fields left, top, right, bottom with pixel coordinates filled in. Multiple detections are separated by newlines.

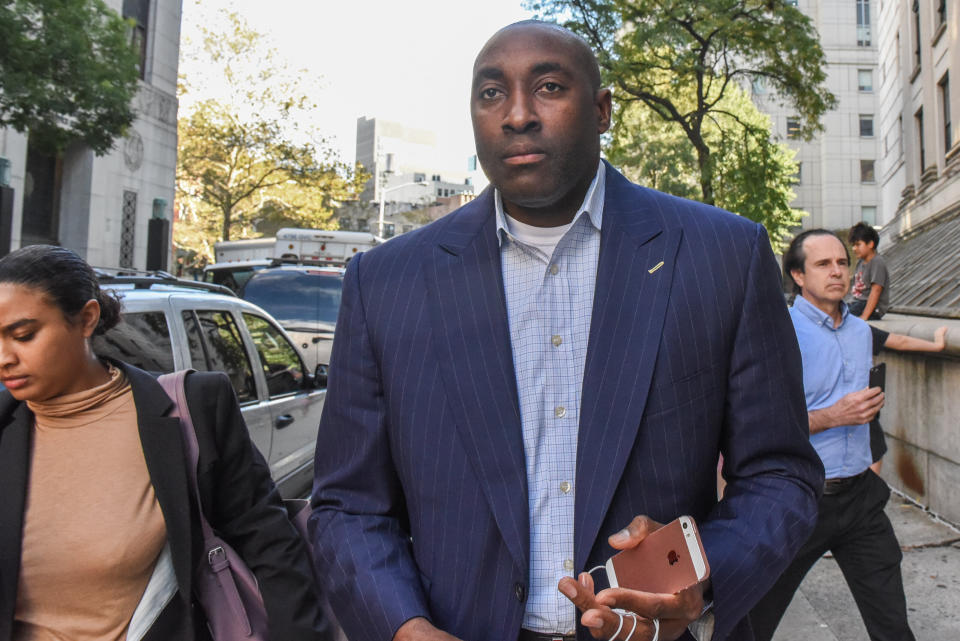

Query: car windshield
left=241, top=270, right=343, bottom=324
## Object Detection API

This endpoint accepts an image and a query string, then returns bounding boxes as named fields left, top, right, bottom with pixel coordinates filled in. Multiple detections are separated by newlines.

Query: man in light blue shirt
left=750, top=230, right=915, bottom=641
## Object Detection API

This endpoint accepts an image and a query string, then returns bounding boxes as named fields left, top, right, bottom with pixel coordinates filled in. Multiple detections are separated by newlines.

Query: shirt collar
left=793, top=294, right=850, bottom=330
left=494, top=159, right=605, bottom=246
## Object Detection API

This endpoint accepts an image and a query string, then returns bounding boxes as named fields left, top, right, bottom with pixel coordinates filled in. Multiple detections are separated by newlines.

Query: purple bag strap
left=157, top=370, right=217, bottom=546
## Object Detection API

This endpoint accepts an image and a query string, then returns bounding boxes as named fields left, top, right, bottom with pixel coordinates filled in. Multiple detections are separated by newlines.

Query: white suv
left=92, top=272, right=323, bottom=498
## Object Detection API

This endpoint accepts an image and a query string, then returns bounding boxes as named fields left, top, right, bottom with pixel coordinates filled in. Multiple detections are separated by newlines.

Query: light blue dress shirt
left=790, top=295, right=873, bottom=479
left=496, top=161, right=604, bottom=634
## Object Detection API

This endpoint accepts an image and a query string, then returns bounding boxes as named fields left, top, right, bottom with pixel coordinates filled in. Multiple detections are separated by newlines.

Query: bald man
left=311, top=21, right=822, bottom=641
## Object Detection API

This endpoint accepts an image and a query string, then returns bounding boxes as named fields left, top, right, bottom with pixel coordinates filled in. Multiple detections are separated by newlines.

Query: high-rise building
left=877, top=0, right=958, bottom=241
left=0, top=0, right=181, bottom=269
left=752, top=0, right=881, bottom=231
left=350, top=117, right=475, bottom=237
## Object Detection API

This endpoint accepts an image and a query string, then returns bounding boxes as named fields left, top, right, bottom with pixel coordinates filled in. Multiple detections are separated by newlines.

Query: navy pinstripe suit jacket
left=311, top=163, right=824, bottom=641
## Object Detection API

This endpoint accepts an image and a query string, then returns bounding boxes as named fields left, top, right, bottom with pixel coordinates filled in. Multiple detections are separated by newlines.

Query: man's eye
left=13, top=333, right=34, bottom=342
left=540, top=82, right=562, bottom=93
left=480, top=88, right=501, bottom=99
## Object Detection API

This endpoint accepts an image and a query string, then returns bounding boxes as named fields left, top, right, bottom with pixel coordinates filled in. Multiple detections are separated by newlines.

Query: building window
left=937, top=0, right=947, bottom=27
left=916, top=108, right=925, bottom=170
left=861, top=206, right=877, bottom=225
left=940, top=73, right=952, bottom=152
left=358, top=218, right=370, bottom=232
left=786, top=117, right=801, bottom=139
left=858, top=69, right=873, bottom=92
left=122, top=0, right=151, bottom=79
left=751, top=77, right=767, bottom=95
left=856, top=0, right=871, bottom=46
left=912, top=1, right=921, bottom=68
left=339, top=217, right=352, bottom=231
left=913, top=107, right=927, bottom=172
left=786, top=0, right=798, bottom=6
left=792, top=162, right=802, bottom=185
left=120, top=191, right=137, bottom=268
left=859, top=115, right=874, bottom=137
left=413, top=172, right=425, bottom=182
left=860, top=160, right=876, bottom=183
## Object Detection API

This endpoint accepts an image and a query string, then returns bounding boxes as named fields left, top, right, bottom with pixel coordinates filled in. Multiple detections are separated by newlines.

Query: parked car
left=238, top=265, right=345, bottom=373
left=91, top=271, right=324, bottom=498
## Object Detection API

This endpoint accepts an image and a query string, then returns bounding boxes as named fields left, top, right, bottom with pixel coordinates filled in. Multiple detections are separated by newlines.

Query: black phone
left=869, top=362, right=886, bottom=392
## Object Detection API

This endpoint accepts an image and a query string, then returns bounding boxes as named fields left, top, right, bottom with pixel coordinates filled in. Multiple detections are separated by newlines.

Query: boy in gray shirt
left=848, top=222, right=890, bottom=320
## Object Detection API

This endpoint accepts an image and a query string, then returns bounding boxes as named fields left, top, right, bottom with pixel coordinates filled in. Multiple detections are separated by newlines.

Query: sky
left=179, top=0, right=537, bottom=172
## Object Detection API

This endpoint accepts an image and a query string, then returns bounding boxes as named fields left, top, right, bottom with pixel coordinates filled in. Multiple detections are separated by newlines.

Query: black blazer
left=0, top=362, right=328, bottom=641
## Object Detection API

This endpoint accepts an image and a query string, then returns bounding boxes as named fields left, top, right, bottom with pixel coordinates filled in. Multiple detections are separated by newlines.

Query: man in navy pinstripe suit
left=311, top=21, right=823, bottom=641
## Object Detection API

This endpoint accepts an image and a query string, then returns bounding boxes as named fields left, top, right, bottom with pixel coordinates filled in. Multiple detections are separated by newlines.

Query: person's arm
left=807, top=387, right=884, bottom=434
left=310, top=255, right=447, bottom=641
left=690, top=225, right=825, bottom=640
left=859, top=283, right=884, bottom=320
left=883, top=327, right=948, bottom=352
left=188, top=372, right=330, bottom=641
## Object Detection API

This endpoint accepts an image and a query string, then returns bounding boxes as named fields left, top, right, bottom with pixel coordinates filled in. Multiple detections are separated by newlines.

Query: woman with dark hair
left=0, top=245, right=328, bottom=641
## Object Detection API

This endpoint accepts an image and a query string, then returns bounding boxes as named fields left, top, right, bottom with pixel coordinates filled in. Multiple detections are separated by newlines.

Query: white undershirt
left=502, top=214, right=574, bottom=259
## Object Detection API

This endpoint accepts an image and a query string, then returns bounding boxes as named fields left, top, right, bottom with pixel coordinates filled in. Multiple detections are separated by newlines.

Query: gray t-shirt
left=850, top=254, right=890, bottom=315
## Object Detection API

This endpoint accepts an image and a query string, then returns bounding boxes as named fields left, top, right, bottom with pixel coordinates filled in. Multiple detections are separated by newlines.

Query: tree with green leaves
left=0, top=0, right=140, bottom=155
left=176, top=10, right=366, bottom=260
left=529, top=0, right=836, bottom=208
left=608, top=79, right=804, bottom=250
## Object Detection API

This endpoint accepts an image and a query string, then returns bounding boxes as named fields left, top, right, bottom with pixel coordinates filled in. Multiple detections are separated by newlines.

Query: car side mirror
left=314, top=363, right=328, bottom=388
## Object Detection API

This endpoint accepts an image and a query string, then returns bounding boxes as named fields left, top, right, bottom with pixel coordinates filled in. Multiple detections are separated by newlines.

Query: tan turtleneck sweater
left=13, top=366, right=168, bottom=641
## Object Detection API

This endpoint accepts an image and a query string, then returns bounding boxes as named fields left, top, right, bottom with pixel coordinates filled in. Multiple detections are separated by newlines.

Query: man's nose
left=503, top=92, right=539, bottom=134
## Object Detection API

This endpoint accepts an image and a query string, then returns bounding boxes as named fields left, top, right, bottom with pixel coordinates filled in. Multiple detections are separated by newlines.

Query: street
left=774, top=491, right=960, bottom=641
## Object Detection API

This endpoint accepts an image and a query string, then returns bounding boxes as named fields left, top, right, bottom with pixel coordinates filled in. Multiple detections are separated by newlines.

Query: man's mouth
left=502, top=148, right=546, bottom=166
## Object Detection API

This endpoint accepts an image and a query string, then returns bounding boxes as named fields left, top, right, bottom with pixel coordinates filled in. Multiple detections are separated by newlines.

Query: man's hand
left=393, top=617, right=462, bottom=641
left=558, top=516, right=707, bottom=641
left=808, top=387, right=884, bottom=434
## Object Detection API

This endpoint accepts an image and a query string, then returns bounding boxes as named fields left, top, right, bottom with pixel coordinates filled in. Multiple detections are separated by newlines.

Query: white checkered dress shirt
left=496, top=162, right=605, bottom=634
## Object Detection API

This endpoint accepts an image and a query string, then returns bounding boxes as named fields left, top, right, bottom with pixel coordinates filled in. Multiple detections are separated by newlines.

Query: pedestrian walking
left=749, top=229, right=915, bottom=641
left=310, top=20, right=822, bottom=641
left=0, top=245, right=329, bottom=641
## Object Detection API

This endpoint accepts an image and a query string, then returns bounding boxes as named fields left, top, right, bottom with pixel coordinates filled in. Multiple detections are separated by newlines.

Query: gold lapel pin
left=648, top=261, right=665, bottom=274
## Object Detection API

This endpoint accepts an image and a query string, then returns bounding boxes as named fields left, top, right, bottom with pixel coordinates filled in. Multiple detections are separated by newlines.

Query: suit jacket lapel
left=575, top=169, right=683, bottom=567
left=123, top=364, right=195, bottom=603
left=0, top=399, right=30, bottom=636
left=424, top=190, right=530, bottom=573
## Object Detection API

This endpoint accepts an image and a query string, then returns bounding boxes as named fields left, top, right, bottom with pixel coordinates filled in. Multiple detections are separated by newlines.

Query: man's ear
left=596, top=88, right=612, bottom=134
left=790, top=270, right=805, bottom=291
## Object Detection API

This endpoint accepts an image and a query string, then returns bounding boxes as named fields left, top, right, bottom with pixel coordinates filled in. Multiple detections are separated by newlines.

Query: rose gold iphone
left=605, top=516, right=710, bottom=594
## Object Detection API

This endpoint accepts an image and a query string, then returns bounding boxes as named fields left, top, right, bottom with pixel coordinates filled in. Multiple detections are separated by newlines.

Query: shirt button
left=563, top=559, right=574, bottom=571
left=552, top=335, right=563, bottom=347
left=514, top=582, right=526, bottom=602
left=554, top=406, right=566, bottom=418
left=549, top=264, right=560, bottom=275
left=560, top=481, right=572, bottom=494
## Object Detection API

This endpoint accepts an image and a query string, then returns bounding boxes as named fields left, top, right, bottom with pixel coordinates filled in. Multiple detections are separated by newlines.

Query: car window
left=93, top=311, right=175, bottom=373
left=241, top=271, right=343, bottom=324
left=205, top=266, right=263, bottom=293
left=194, top=310, right=257, bottom=403
left=181, top=311, right=209, bottom=367
left=243, top=313, right=305, bottom=397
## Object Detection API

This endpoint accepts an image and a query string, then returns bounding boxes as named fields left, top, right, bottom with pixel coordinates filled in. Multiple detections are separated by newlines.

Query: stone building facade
left=0, top=0, right=181, bottom=269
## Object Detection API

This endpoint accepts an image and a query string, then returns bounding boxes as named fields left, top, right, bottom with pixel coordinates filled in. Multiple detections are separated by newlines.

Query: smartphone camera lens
left=682, top=522, right=688, bottom=529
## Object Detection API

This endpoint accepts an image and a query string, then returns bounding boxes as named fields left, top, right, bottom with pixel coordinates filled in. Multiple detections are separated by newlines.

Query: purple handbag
left=158, top=371, right=269, bottom=641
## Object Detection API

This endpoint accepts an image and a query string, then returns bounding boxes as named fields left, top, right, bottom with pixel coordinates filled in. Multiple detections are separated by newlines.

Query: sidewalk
left=773, top=491, right=960, bottom=641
